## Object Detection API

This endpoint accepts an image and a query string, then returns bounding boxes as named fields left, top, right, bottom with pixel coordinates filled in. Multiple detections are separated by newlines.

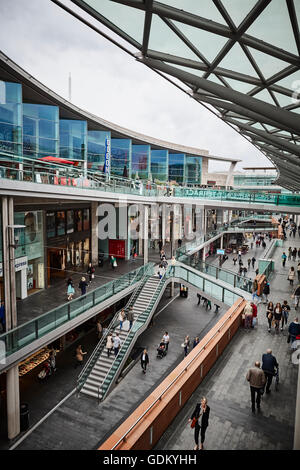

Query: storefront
left=46, top=207, right=90, bottom=285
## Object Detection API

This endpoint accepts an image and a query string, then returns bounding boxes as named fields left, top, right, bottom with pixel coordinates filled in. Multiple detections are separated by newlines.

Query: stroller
left=157, top=342, right=167, bottom=359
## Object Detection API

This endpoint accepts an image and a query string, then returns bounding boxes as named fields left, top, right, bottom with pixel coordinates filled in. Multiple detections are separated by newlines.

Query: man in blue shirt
left=262, top=349, right=278, bottom=394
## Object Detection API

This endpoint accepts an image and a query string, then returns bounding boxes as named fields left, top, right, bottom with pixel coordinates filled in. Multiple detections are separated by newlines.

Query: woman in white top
left=288, top=267, right=295, bottom=286
left=119, top=309, right=125, bottom=330
left=162, top=332, right=170, bottom=351
left=106, top=334, right=113, bottom=358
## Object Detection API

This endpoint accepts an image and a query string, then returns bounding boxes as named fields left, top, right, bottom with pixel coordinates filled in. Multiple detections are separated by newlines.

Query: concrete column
left=143, top=205, right=148, bottom=265
left=7, top=366, right=20, bottom=439
left=91, top=202, right=98, bottom=265
left=225, top=162, right=237, bottom=189
left=1, top=197, right=11, bottom=329
left=8, top=197, right=17, bottom=329
left=138, top=204, right=143, bottom=257
left=220, top=235, right=224, bottom=249
left=203, top=208, right=207, bottom=235
left=162, top=204, right=166, bottom=247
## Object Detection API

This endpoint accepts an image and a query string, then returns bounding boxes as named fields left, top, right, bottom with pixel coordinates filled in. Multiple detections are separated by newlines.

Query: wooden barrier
left=255, top=274, right=266, bottom=296
left=98, top=298, right=246, bottom=451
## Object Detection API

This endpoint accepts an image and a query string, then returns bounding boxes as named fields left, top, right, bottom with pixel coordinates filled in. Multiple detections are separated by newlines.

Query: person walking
left=140, top=348, right=149, bottom=374
left=197, top=293, right=202, bottom=305
left=233, top=256, right=237, bottom=266
left=251, top=302, right=258, bottom=328
left=87, top=262, right=95, bottom=283
left=246, top=361, right=266, bottom=413
left=96, top=320, right=103, bottom=340
left=288, top=267, right=296, bottom=287
left=49, top=349, right=57, bottom=374
left=266, top=301, right=274, bottom=333
left=193, top=337, right=200, bottom=348
left=288, top=317, right=300, bottom=348
left=127, top=306, right=134, bottom=330
left=74, top=345, right=87, bottom=368
left=292, top=284, right=300, bottom=309
left=288, top=247, right=292, bottom=261
left=244, top=302, right=253, bottom=329
left=106, top=333, right=113, bottom=358
left=119, top=309, right=125, bottom=330
left=297, top=262, right=300, bottom=282
left=113, top=333, right=121, bottom=357
left=274, top=303, right=283, bottom=333
left=293, top=247, right=297, bottom=262
left=282, top=252, right=287, bottom=267
left=189, top=397, right=210, bottom=450
left=183, top=335, right=190, bottom=357
left=251, top=279, right=259, bottom=302
left=67, top=278, right=75, bottom=301
left=262, top=281, right=270, bottom=304
left=251, top=256, right=256, bottom=269
left=281, top=300, right=290, bottom=329
left=262, top=349, right=278, bottom=394
left=110, top=255, right=117, bottom=270
left=247, top=258, right=251, bottom=269
left=162, top=331, right=170, bottom=351
left=78, top=277, right=88, bottom=296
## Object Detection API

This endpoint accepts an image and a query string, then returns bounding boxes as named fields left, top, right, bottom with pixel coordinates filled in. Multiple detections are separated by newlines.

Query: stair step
left=81, top=388, right=101, bottom=399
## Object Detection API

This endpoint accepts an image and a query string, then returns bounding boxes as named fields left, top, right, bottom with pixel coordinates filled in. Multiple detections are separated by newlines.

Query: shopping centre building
left=0, top=0, right=300, bottom=453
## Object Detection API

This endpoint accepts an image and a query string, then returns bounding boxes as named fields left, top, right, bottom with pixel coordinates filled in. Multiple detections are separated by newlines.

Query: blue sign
left=217, top=249, right=225, bottom=255
left=104, top=138, right=110, bottom=174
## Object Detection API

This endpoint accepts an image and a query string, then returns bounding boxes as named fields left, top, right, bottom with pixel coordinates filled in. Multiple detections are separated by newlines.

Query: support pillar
left=162, top=204, right=166, bottom=248
left=7, top=366, right=20, bottom=440
left=220, top=235, right=224, bottom=250
left=91, top=202, right=98, bottom=266
left=138, top=204, right=143, bottom=257
left=143, top=205, right=148, bottom=265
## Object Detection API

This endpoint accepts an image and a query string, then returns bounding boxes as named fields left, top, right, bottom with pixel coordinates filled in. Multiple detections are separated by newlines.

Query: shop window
left=57, top=211, right=66, bottom=236
left=75, top=210, right=82, bottom=232
left=83, top=208, right=90, bottom=231
left=67, top=210, right=74, bottom=234
left=46, top=212, right=56, bottom=238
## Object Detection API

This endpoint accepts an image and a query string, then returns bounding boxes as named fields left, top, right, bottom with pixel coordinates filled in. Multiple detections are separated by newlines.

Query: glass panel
left=59, top=119, right=87, bottom=161
left=169, top=153, right=185, bottom=183
left=223, top=289, right=235, bottom=306
left=88, top=130, right=110, bottom=171
left=224, top=78, right=256, bottom=94
left=46, top=212, right=56, bottom=238
left=246, top=0, right=298, bottom=55
left=111, top=138, right=131, bottom=177
left=57, top=211, right=66, bottom=236
left=249, top=48, right=288, bottom=80
left=85, top=0, right=145, bottom=44
left=67, top=210, right=74, bottom=234
left=221, top=0, right=259, bottom=28
left=131, top=144, right=150, bottom=179
left=151, top=149, right=168, bottom=182
left=185, top=155, right=202, bottom=184
left=218, top=43, right=261, bottom=78
left=172, top=20, right=229, bottom=63
left=149, top=15, right=201, bottom=61
left=161, top=0, right=228, bottom=25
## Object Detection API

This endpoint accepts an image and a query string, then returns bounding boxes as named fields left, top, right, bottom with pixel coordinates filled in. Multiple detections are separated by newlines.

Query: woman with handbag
left=274, top=303, right=282, bottom=333
left=288, top=267, right=296, bottom=287
left=188, top=397, right=210, bottom=450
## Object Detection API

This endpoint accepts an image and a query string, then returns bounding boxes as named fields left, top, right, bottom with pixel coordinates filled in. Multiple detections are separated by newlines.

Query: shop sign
left=217, top=249, right=225, bottom=255
left=104, top=138, right=111, bottom=174
left=0, top=256, right=28, bottom=276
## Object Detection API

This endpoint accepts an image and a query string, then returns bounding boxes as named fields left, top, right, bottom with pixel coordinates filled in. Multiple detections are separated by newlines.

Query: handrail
left=110, top=298, right=245, bottom=450
left=77, top=263, right=154, bottom=387
left=99, top=269, right=168, bottom=402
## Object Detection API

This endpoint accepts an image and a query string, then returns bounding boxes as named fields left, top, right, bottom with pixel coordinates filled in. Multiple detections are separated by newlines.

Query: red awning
left=38, top=156, right=78, bottom=166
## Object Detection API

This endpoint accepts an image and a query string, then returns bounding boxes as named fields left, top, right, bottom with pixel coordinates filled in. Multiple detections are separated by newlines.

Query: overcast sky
left=0, top=0, right=270, bottom=172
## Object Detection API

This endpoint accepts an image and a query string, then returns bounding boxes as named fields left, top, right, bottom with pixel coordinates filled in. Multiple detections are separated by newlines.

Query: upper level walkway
left=1, top=163, right=300, bottom=212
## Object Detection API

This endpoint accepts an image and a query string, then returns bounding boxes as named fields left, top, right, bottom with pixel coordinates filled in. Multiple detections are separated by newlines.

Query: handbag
left=191, top=417, right=197, bottom=429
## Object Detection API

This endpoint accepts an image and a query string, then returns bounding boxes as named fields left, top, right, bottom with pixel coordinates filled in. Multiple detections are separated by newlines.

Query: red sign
left=109, top=239, right=125, bottom=258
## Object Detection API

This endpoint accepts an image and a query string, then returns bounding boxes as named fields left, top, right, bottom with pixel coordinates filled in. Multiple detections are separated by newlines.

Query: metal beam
left=142, top=0, right=153, bottom=56
left=139, top=56, right=300, bottom=135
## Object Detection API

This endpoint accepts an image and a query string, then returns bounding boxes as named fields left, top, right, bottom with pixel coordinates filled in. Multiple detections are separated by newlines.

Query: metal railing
left=109, top=298, right=245, bottom=450
left=0, top=263, right=152, bottom=364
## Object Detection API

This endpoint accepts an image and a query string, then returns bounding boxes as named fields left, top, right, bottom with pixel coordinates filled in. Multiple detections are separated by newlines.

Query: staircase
left=79, top=275, right=162, bottom=400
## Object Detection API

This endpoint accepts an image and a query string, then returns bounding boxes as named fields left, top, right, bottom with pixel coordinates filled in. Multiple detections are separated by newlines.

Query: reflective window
left=67, top=210, right=74, bottom=234
left=151, top=149, right=168, bottom=182
left=23, top=103, right=59, bottom=159
left=88, top=130, right=110, bottom=171
left=60, top=120, right=87, bottom=162
left=46, top=212, right=56, bottom=238
left=75, top=210, right=82, bottom=232
left=111, top=138, right=131, bottom=177
left=131, top=145, right=150, bottom=179
left=169, top=153, right=185, bottom=183
left=0, top=81, right=22, bottom=158
left=185, top=155, right=202, bottom=184
left=56, top=211, right=66, bottom=236
left=83, top=208, right=90, bottom=231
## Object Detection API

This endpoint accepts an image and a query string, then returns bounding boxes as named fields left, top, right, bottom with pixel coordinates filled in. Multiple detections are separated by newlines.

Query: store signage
left=0, top=256, right=28, bottom=277
left=104, top=138, right=110, bottom=174
left=217, top=249, right=225, bottom=255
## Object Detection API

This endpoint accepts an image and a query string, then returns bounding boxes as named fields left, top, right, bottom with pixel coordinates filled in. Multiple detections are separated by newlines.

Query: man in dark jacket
left=288, top=317, right=300, bottom=347
left=262, top=349, right=278, bottom=394
left=141, top=348, right=149, bottom=374
left=262, top=281, right=270, bottom=303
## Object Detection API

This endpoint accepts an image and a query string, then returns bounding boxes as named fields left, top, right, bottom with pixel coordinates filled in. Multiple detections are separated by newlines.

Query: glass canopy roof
left=61, top=0, right=300, bottom=191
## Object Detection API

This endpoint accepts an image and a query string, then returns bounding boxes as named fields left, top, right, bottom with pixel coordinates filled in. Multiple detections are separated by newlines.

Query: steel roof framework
left=54, top=0, right=300, bottom=191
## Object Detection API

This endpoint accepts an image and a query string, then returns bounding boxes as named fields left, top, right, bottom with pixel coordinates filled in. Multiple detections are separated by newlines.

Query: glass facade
left=131, top=144, right=150, bottom=179
left=169, top=153, right=185, bottom=183
left=185, top=155, right=202, bottom=184
left=59, top=119, right=87, bottom=162
left=0, top=81, right=22, bottom=159
left=88, top=130, right=110, bottom=172
left=23, top=103, right=59, bottom=159
left=151, top=149, right=168, bottom=182
left=111, top=138, right=131, bottom=177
